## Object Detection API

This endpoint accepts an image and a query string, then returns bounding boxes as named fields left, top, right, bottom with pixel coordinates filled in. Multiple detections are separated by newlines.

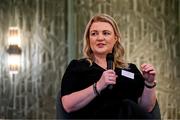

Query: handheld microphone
left=106, top=53, right=114, bottom=89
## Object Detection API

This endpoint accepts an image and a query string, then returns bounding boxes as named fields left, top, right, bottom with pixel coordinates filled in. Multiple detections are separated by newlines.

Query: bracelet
left=93, top=82, right=100, bottom=96
left=144, top=81, right=156, bottom=89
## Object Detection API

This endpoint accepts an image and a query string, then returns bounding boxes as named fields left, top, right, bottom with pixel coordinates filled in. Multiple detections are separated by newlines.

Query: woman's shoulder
left=69, top=58, right=89, bottom=64
left=123, top=63, right=139, bottom=71
left=128, top=63, right=136, bottom=68
left=68, top=58, right=90, bottom=68
left=126, top=63, right=142, bottom=74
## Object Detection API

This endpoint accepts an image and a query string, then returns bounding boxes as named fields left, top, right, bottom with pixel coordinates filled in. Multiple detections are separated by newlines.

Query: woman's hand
left=140, top=63, right=157, bottom=112
left=141, top=63, right=156, bottom=83
left=96, top=70, right=117, bottom=92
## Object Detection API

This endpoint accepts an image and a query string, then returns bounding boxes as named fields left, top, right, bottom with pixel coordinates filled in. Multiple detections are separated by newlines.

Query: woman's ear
left=114, top=37, right=118, bottom=46
left=114, top=36, right=118, bottom=43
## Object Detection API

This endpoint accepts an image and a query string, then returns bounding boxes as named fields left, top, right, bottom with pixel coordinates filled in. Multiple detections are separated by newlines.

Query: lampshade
left=7, top=27, right=22, bottom=74
left=8, top=27, right=21, bottom=46
left=8, top=54, right=21, bottom=74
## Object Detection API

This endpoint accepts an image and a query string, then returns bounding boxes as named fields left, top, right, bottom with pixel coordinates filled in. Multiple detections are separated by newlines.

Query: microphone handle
left=107, top=61, right=113, bottom=90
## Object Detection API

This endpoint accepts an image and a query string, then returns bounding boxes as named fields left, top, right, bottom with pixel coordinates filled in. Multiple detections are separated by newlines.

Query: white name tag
left=122, top=70, right=134, bottom=79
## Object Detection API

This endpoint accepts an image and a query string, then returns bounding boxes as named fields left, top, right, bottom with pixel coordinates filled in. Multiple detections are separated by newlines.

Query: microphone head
left=106, top=53, right=114, bottom=62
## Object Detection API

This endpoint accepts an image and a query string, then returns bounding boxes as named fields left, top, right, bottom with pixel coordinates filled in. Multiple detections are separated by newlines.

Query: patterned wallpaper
left=0, top=0, right=179, bottom=119
left=74, top=0, right=180, bottom=119
left=0, top=0, right=66, bottom=118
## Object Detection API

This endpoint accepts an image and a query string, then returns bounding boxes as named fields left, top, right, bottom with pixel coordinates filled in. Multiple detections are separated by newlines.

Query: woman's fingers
left=141, top=63, right=156, bottom=83
left=103, top=70, right=117, bottom=85
left=141, top=64, right=156, bottom=74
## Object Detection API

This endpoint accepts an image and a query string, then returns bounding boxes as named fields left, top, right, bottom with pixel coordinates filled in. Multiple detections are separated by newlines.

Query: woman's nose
left=97, top=33, right=104, bottom=40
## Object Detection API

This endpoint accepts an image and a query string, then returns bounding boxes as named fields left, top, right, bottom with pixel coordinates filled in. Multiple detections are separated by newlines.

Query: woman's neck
left=94, top=54, right=107, bottom=69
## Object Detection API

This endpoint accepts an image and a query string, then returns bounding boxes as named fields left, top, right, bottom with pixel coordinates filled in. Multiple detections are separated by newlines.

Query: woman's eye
left=90, top=32, right=97, bottom=36
left=103, top=31, right=110, bottom=35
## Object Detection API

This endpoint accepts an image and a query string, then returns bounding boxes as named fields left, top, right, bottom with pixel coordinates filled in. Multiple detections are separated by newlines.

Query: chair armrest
left=149, top=100, right=161, bottom=119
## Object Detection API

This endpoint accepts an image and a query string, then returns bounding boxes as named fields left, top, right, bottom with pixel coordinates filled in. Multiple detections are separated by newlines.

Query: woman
left=60, top=14, right=157, bottom=119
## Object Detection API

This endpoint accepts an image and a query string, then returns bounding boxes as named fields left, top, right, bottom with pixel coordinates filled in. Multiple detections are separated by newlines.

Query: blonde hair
left=83, top=13, right=128, bottom=68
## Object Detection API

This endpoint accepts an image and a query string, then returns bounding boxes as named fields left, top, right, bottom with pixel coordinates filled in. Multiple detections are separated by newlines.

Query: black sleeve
left=130, top=64, right=145, bottom=98
left=61, top=60, right=79, bottom=97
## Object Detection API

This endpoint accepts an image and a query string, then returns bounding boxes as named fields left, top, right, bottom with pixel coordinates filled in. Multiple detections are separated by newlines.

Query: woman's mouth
left=97, top=43, right=105, bottom=48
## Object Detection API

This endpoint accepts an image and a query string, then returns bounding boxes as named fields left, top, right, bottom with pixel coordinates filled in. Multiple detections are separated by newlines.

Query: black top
left=61, top=58, right=145, bottom=119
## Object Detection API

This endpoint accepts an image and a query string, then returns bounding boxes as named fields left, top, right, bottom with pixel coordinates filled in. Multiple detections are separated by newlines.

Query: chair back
left=56, top=91, right=71, bottom=119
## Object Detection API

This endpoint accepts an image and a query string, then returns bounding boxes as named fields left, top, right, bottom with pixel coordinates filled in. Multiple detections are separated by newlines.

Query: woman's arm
left=61, top=70, right=117, bottom=113
left=138, top=63, right=157, bottom=112
left=62, top=84, right=97, bottom=113
left=138, top=85, right=156, bottom=112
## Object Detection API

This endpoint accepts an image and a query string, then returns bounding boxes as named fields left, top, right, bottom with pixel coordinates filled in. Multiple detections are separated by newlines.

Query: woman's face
left=89, top=21, right=117, bottom=56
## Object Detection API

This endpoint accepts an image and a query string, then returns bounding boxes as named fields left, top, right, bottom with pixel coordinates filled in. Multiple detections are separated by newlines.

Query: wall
left=74, top=0, right=180, bottom=119
left=0, top=0, right=179, bottom=119
left=0, top=0, right=66, bottom=118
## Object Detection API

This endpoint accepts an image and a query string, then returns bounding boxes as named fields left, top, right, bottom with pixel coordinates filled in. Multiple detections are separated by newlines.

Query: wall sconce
left=7, top=27, right=22, bottom=74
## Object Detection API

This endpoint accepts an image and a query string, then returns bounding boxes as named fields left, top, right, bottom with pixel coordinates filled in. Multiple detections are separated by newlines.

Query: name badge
left=122, top=70, right=134, bottom=79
